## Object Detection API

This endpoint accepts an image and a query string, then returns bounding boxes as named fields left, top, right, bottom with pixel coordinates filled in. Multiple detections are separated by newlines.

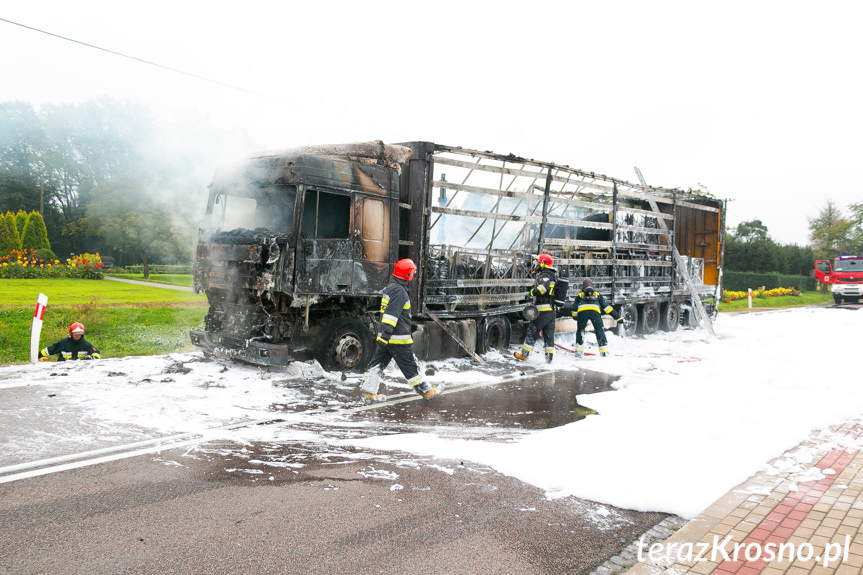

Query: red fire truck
left=815, top=255, right=863, bottom=304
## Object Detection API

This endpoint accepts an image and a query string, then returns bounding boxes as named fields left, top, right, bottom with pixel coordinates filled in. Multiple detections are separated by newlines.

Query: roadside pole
left=30, top=293, right=48, bottom=363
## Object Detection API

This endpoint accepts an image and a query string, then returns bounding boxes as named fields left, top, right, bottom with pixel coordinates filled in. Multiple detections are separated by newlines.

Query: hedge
left=121, top=264, right=193, bottom=274
left=723, top=270, right=817, bottom=292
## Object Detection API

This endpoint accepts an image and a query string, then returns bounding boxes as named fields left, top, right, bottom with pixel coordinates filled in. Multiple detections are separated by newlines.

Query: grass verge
left=0, top=279, right=207, bottom=365
left=717, top=290, right=833, bottom=312
left=105, top=273, right=194, bottom=287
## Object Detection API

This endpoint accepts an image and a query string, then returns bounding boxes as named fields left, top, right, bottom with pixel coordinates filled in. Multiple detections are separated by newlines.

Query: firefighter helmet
left=69, top=322, right=86, bottom=335
left=393, top=258, right=418, bottom=281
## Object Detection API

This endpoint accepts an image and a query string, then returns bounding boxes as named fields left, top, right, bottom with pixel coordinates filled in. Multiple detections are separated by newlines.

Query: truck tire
left=477, top=315, right=511, bottom=354
left=834, top=294, right=843, bottom=305
left=638, top=302, right=660, bottom=335
left=683, top=308, right=699, bottom=329
left=317, top=318, right=375, bottom=372
left=618, top=304, right=638, bottom=336
left=659, top=302, right=680, bottom=332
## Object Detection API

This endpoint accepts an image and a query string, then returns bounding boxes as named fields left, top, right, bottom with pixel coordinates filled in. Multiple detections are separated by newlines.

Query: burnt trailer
left=190, top=141, right=725, bottom=371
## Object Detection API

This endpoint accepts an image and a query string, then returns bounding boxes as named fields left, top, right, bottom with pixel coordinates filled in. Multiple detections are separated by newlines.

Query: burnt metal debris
left=190, top=141, right=725, bottom=371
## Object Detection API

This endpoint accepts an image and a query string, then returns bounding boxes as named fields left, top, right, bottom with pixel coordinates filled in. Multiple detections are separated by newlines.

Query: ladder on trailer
left=634, top=167, right=715, bottom=336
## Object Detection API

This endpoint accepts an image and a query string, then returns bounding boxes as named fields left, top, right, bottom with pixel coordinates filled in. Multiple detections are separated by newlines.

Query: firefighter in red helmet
left=515, top=253, right=558, bottom=363
left=39, top=322, right=101, bottom=361
left=360, top=258, right=442, bottom=403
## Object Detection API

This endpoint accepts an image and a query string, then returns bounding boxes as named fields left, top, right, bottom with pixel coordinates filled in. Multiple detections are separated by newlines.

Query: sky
left=3, top=305, right=863, bottom=520
left=2, top=1, right=863, bottom=245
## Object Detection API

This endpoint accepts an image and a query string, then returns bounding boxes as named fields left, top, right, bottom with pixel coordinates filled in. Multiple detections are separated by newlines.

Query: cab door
left=296, top=188, right=354, bottom=294
left=354, top=195, right=391, bottom=293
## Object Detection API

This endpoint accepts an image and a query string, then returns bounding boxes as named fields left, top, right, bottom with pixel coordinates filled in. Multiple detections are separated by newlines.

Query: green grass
left=0, top=278, right=207, bottom=365
left=0, top=278, right=205, bottom=306
left=717, top=290, right=833, bottom=312
left=106, top=273, right=194, bottom=287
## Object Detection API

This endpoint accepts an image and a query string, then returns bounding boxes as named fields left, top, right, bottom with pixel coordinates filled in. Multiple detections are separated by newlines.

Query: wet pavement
left=0, top=360, right=666, bottom=575
left=349, top=368, right=617, bottom=431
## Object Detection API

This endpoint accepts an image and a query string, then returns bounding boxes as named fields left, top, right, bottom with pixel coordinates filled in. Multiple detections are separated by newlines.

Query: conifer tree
left=15, top=210, right=28, bottom=237
left=21, top=211, right=51, bottom=251
left=0, top=213, right=22, bottom=255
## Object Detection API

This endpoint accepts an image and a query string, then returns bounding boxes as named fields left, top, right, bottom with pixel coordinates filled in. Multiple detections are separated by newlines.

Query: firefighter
left=515, top=253, right=558, bottom=363
left=571, top=279, right=622, bottom=357
left=360, top=258, right=442, bottom=403
left=39, top=322, right=101, bottom=361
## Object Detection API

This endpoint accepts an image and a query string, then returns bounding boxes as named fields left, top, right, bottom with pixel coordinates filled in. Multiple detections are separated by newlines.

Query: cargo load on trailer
left=190, top=141, right=725, bottom=371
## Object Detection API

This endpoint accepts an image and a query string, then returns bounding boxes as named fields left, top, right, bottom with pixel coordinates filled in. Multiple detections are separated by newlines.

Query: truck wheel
left=683, top=308, right=699, bottom=329
left=477, top=315, right=511, bottom=354
left=659, top=302, right=680, bottom=332
left=618, top=304, right=638, bottom=336
left=318, top=318, right=374, bottom=372
left=638, top=302, right=660, bottom=335
left=834, top=294, right=843, bottom=305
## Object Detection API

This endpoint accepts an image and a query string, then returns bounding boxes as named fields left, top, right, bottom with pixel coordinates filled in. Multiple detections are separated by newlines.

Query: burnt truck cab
left=190, top=142, right=410, bottom=370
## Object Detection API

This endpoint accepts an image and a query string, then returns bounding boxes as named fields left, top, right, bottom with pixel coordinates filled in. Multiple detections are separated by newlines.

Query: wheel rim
left=621, top=304, right=637, bottom=334
left=333, top=333, right=363, bottom=369
left=487, top=323, right=506, bottom=349
left=642, top=303, right=659, bottom=333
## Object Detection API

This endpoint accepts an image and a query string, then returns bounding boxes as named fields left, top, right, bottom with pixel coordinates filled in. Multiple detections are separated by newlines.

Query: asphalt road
left=0, top=360, right=666, bottom=575
left=0, top=438, right=665, bottom=575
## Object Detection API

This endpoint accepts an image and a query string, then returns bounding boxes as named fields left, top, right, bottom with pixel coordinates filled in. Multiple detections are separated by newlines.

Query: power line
left=0, top=16, right=261, bottom=96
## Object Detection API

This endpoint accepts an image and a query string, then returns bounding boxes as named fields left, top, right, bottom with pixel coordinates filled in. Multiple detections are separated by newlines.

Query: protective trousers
left=575, top=310, right=608, bottom=346
left=521, top=309, right=556, bottom=357
left=361, top=343, right=422, bottom=395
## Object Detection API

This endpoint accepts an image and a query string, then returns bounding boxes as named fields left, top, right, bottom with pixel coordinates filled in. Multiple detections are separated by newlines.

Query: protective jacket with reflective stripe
left=529, top=269, right=557, bottom=312
left=572, top=290, right=621, bottom=321
left=40, top=336, right=101, bottom=361
left=378, top=277, right=413, bottom=344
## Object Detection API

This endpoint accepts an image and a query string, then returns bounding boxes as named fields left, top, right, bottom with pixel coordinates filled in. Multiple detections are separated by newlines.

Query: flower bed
left=0, top=250, right=104, bottom=279
left=721, top=286, right=801, bottom=303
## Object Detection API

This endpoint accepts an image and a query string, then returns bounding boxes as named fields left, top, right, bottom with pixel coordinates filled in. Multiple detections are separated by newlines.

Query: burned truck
left=190, top=141, right=724, bottom=371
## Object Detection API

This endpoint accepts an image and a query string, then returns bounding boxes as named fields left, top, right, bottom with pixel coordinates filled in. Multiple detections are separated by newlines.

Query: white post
left=30, top=293, right=48, bottom=363
left=748, top=288, right=752, bottom=309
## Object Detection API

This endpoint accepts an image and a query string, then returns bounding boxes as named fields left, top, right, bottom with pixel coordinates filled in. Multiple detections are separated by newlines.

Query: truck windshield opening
left=210, top=184, right=297, bottom=234
left=835, top=259, right=862, bottom=272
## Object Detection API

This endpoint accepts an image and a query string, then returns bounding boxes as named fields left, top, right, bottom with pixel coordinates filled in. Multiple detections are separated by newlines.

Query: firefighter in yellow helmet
left=515, top=253, right=558, bottom=363
left=39, top=322, right=101, bottom=361
left=359, top=259, right=442, bottom=403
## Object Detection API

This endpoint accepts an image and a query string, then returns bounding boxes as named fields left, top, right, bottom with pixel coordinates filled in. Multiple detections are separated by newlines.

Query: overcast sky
left=3, top=1, right=861, bottom=246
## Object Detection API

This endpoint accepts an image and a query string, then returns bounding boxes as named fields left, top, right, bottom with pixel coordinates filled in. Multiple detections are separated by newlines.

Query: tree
left=85, top=174, right=196, bottom=278
left=14, top=209, right=28, bottom=236
left=21, top=211, right=50, bottom=251
left=735, top=219, right=770, bottom=242
left=808, top=200, right=853, bottom=259
left=724, top=219, right=779, bottom=273
left=0, top=212, right=21, bottom=255
left=847, top=201, right=863, bottom=255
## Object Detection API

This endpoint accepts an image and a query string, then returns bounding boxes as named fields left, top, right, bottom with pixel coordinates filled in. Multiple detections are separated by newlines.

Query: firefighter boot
left=514, top=346, right=531, bottom=361
left=545, top=347, right=554, bottom=363
left=599, top=347, right=609, bottom=357
left=413, top=380, right=442, bottom=400
left=360, top=372, right=386, bottom=404
left=574, top=345, right=584, bottom=358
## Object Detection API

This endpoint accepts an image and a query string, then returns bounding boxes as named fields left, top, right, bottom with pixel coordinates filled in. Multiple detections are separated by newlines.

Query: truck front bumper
left=189, top=329, right=312, bottom=367
left=832, top=284, right=863, bottom=296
